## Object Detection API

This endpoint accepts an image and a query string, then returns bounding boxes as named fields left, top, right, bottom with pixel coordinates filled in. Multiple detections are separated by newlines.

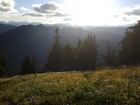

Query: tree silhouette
left=74, top=38, right=83, bottom=70
left=0, top=50, right=10, bottom=77
left=63, top=42, right=75, bottom=71
left=119, top=21, right=140, bottom=65
left=21, top=56, right=38, bottom=75
left=103, top=41, right=118, bottom=66
left=46, top=31, right=98, bottom=72
left=47, top=28, right=63, bottom=71
left=75, top=33, right=98, bottom=70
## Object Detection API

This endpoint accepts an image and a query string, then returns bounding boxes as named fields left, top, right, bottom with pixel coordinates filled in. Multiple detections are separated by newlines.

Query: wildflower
left=123, top=94, right=127, bottom=99
left=95, top=88, right=101, bottom=93
left=106, top=84, right=114, bottom=88
left=104, top=79, right=109, bottom=82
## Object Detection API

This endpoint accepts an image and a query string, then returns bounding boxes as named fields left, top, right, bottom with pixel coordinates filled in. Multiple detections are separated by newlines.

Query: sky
left=0, top=0, right=140, bottom=26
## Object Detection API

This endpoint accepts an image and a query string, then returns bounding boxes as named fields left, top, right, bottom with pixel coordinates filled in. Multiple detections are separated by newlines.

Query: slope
left=0, top=67, right=140, bottom=105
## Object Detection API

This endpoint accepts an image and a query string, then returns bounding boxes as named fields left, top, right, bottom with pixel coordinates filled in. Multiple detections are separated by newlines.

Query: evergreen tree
left=103, top=41, right=118, bottom=66
left=0, top=50, right=10, bottom=77
left=119, top=21, right=140, bottom=65
left=21, top=56, right=38, bottom=75
left=75, top=33, right=98, bottom=70
left=47, top=28, right=63, bottom=71
left=63, top=42, right=75, bottom=71
left=74, top=38, right=84, bottom=70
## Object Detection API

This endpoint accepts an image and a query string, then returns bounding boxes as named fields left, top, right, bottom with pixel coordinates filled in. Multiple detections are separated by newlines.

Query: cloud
left=23, top=13, right=45, bottom=17
left=0, top=0, right=15, bottom=12
left=32, top=2, right=58, bottom=14
left=125, top=8, right=140, bottom=16
left=111, top=5, right=140, bottom=26
left=20, top=7, right=30, bottom=12
left=28, top=2, right=70, bottom=18
left=64, top=18, right=72, bottom=21
left=122, top=5, right=140, bottom=16
left=54, top=12, right=70, bottom=17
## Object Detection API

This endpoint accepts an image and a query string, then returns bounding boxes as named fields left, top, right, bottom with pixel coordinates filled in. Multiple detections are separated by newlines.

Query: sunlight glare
left=63, top=0, right=116, bottom=26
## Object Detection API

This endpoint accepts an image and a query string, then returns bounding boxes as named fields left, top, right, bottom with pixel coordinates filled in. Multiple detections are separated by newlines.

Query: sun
left=63, top=0, right=116, bottom=26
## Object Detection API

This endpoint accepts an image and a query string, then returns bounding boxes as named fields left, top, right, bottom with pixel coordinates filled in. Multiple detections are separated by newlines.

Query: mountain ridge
left=0, top=23, right=15, bottom=34
left=0, top=24, right=126, bottom=73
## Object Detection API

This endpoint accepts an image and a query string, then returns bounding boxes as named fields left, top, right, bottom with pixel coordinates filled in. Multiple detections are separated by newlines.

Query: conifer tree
left=119, top=21, right=140, bottom=65
left=21, top=56, right=38, bottom=75
left=63, top=42, right=74, bottom=71
left=47, top=28, right=63, bottom=71
left=74, top=38, right=84, bottom=70
left=0, top=50, right=10, bottom=77
left=75, top=33, right=98, bottom=70
left=103, top=41, right=118, bottom=66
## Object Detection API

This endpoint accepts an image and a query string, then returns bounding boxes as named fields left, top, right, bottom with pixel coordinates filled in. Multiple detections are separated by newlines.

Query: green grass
left=1, top=67, right=140, bottom=105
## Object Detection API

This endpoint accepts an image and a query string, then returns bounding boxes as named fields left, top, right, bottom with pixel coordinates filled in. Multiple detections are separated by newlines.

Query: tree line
left=0, top=21, right=140, bottom=77
left=43, top=28, right=97, bottom=72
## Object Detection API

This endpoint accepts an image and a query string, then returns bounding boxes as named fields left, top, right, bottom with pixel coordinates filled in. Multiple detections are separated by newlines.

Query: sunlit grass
left=1, top=66, right=140, bottom=105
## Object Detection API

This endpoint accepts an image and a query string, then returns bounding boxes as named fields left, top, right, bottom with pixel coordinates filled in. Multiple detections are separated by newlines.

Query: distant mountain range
left=0, top=24, right=15, bottom=34
left=0, top=23, right=126, bottom=73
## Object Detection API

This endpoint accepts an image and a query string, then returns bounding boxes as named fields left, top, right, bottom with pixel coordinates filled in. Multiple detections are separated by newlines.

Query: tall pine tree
left=47, top=28, right=63, bottom=71
left=75, top=33, right=98, bottom=70
left=119, top=21, right=140, bottom=65
left=74, top=39, right=83, bottom=70
left=63, top=42, right=75, bottom=71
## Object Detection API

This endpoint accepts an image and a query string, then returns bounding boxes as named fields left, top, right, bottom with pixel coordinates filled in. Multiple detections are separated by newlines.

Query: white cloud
left=110, top=5, right=140, bottom=26
left=0, top=1, right=72, bottom=24
left=64, top=18, right=72, bottom=21
left=125, top=6, right=140, bottom=16
left=20, top=7, right=30, bottom=12
left=0, top=0, right=15, bottom=12
left=54, top=12, right=70, bottom=17
left=23, top=13, right=45, bottom=17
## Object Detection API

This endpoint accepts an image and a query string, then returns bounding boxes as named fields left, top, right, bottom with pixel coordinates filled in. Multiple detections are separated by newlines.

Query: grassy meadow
left=1, top=67, right=140, bottom=105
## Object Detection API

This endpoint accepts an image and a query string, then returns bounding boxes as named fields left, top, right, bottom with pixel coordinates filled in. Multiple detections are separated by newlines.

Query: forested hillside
left=0, top=24, right=126, bottom=73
